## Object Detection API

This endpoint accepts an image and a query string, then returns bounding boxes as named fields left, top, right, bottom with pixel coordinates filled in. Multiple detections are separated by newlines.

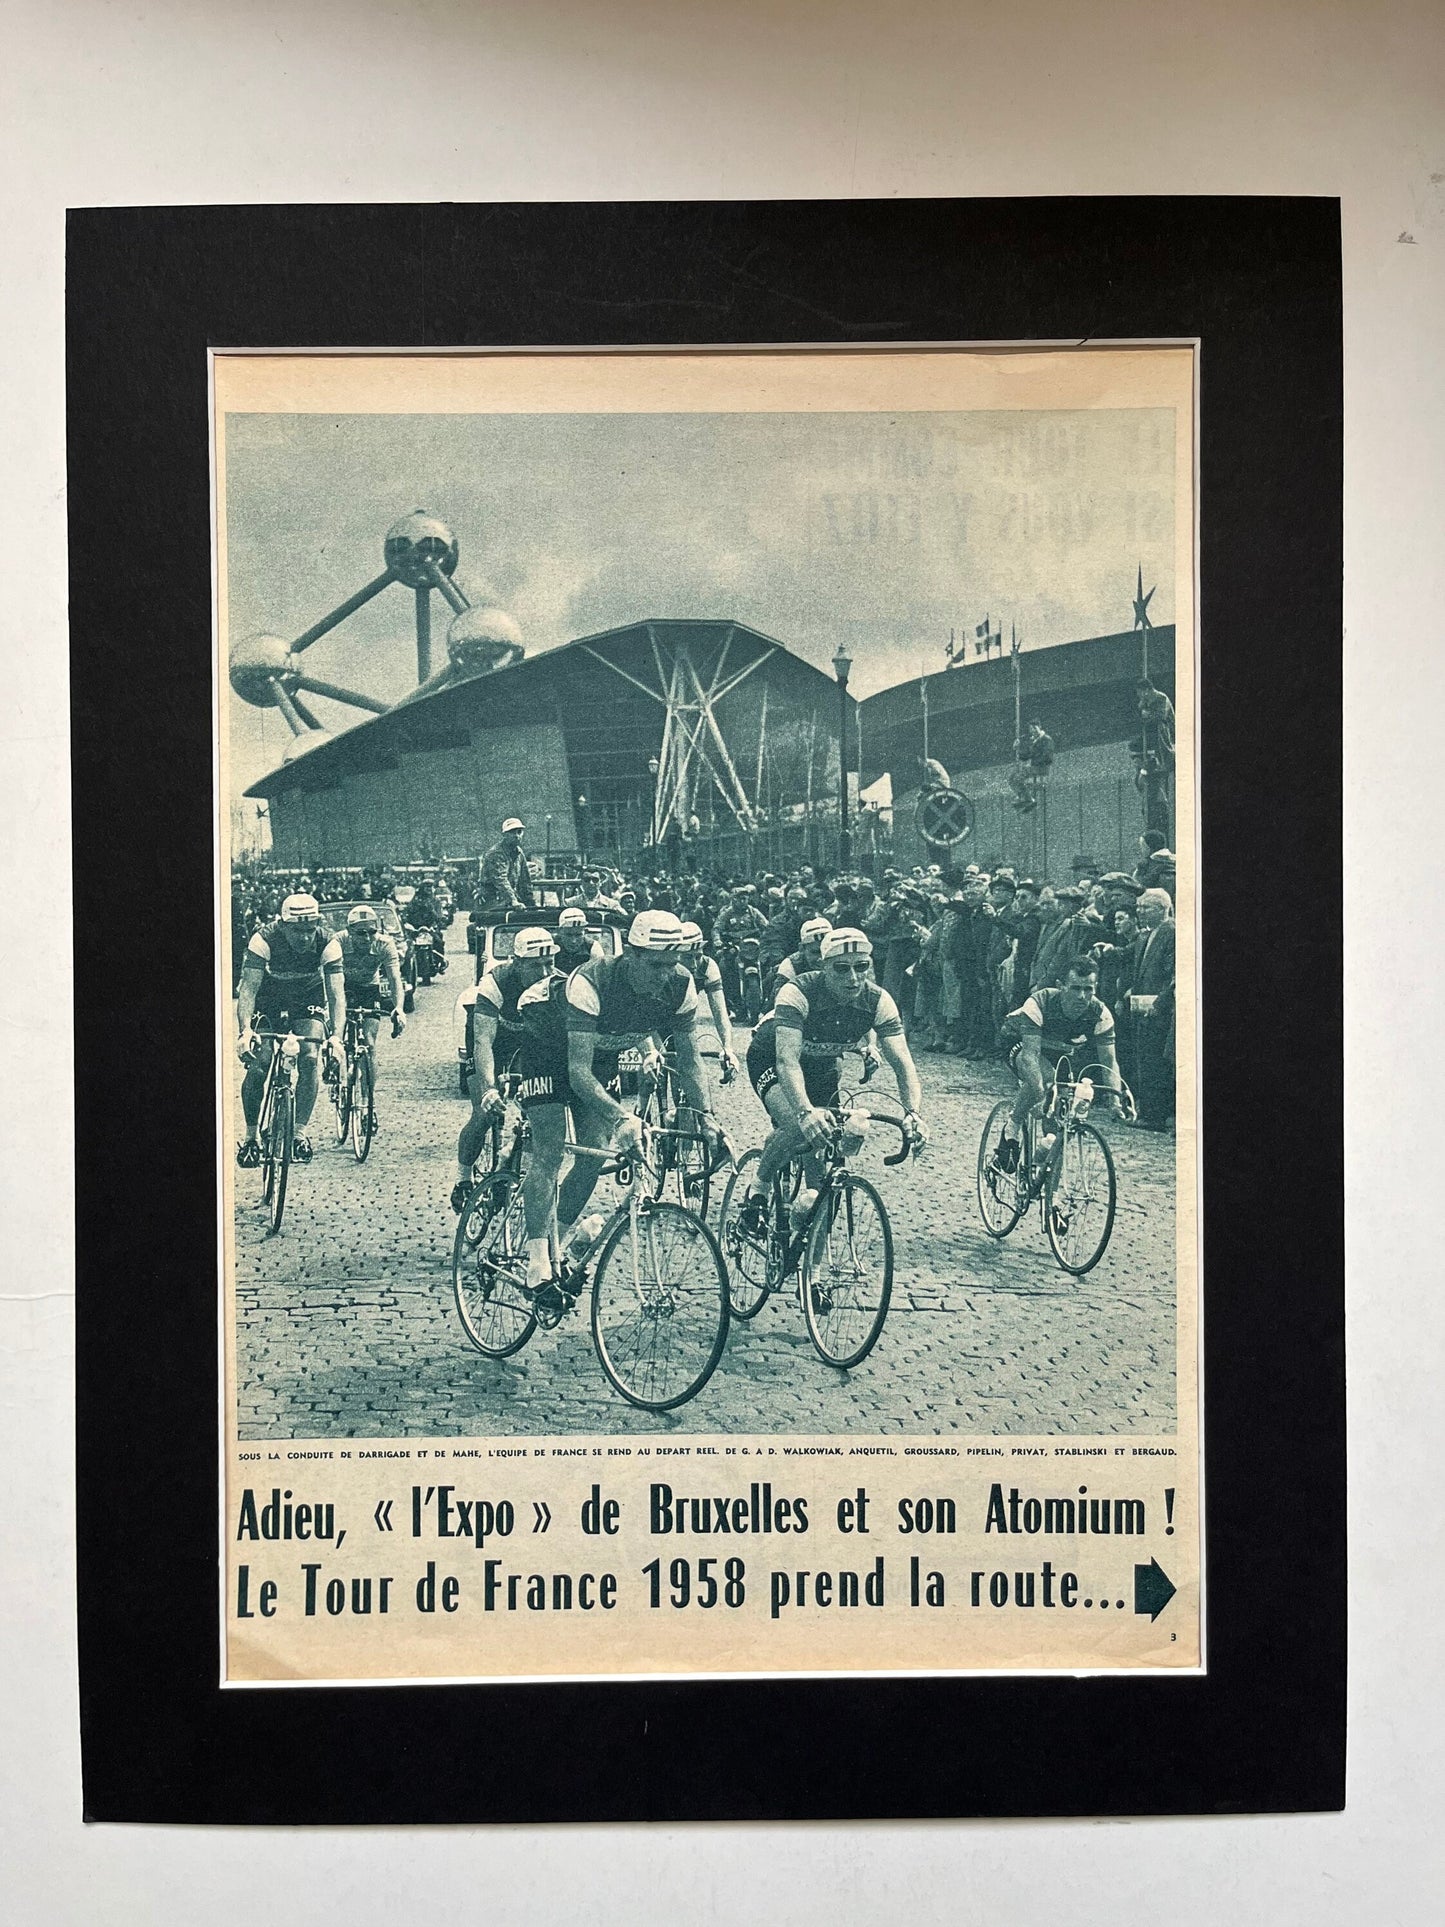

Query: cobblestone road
left=232, top=929, right=1178, bottom=1440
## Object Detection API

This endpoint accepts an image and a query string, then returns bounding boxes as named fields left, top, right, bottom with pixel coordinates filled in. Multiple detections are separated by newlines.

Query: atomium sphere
left=446, top=605, right=525, bottom=676
left=383, top=510, right=459, bottom=588
left=228, top=633, right=296, bottom=708
left=282, top=729, right=332, bottom=763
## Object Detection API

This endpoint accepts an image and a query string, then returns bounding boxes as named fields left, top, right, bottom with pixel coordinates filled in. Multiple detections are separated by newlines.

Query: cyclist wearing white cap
left=451, top=926, right=558, bottom=1210
left=337, top=905, right=406, bottom=1053
left=555, top=904, right=606, bottom=969
left=774, top=914, right=833, bottom=988
left=737, top=926, right=926, bottom=1235
left=235, top=894, right=345, bottom=1169
left=477, top=816, right=536, bottom=910
left=678, top=921, right=738, bottom=1082
left=519, top=909, right=720, bottom=1276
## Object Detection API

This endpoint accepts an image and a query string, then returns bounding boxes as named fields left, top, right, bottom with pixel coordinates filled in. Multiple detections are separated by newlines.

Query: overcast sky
left=224, top=407, right=1175, bottom=800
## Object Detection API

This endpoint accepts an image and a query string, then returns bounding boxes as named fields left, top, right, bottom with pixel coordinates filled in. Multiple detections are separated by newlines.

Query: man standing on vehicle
left=478, top=817, right=536, bottom=910
left=234, top=893, right=345, bottom=1169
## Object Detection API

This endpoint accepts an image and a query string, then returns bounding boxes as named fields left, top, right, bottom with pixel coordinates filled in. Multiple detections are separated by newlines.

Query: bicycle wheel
left=590, top=1200, right=729, bottom=1411
left=350, top=1051, right=375, bottom=1162
left=718, top=1148, right=770, bottom=1319
left=1045, top=1122, right=1117, bottom=1274
left=266, top=1085, right=294, bottom=1235
left=976, top=1100, right=1028, bottom=1238
left=801, top=1174, right=892, bottom=1369
left=452, top=1173, right=537, bottom=1357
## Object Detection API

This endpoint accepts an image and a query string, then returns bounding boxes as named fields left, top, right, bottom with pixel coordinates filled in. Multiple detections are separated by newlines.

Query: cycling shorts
left=344, top=981, right=389, bottom=1014
left=254, top=981, right=326, bottom=1031
left=514, top=1036, right=574, bottom=1110
left=746, top=1035, right=840, bottom=1109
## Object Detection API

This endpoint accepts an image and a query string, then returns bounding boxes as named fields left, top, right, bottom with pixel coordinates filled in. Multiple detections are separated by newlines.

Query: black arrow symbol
left=532, top=1501, right=551, bottom=1534
left=1133, top=1558, right=1176, bottom=1620
left=374, top=1499, right=393, bottom=1532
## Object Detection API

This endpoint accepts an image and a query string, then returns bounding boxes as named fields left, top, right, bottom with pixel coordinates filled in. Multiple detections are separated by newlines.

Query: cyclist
left=736, top=927, right=927, bottom=1237
left=335, top=905, right=406, bottom=1067
left=235, top=893, right=345, bottom=1168
left=520, top=910, right=721, bottom=1279
left=992, top=955, right=1124, bottom=1176
left=678, top=920, right=738, bottom=1083
left=774, top=914, right=833, bottom=988
left=555, top=904, right=606, bottom=970
left=450, top=927, right=558, bottom=1210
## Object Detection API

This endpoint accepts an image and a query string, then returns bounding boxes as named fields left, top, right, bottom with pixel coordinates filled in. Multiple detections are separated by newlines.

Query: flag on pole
left=976, top=615, right=990, bottom=638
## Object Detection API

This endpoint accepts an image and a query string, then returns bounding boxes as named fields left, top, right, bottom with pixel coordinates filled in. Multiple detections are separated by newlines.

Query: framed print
left=71, top=197, right=1343, bottom=1821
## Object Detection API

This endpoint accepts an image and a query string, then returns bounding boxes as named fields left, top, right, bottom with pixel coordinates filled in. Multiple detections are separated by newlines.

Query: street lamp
left=575, top=793, right=587, bottom=863
left=832, top=644, right=853, bottom=870
left=647, top=755, right=661, bottom=846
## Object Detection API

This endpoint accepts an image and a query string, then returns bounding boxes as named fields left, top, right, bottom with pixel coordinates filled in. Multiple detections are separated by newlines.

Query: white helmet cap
left=501, top=816, right=525, bottom=834
left=800, top=916, right=833, bottom=946
left=346, top=904, right=379, bottom=928
left=512, top=926, right=557, bottom=960
left=678, top=920, right=705, bottom=950
left=820, top=926, right=872, bottom=960
left=627, top=910, right=684, bottom=952
left=280, top=893, right=321, bottom=922
left=558, top=906, right=588, bottom=929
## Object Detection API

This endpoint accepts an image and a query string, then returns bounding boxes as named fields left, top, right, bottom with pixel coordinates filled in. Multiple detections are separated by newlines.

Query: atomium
left=229, top=633, right=297, bottom=708
left=447, top=605, right=525, bottom=676
left=235, top=512, right=522, bottom=758
left=282, top=728, right=332, bottom=761
left=383, top=510, right=459, bottom=588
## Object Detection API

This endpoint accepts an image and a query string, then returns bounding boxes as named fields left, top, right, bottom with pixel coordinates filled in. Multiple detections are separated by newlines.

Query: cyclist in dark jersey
left=738, top=927, right=926, bottom=1235
left=773, top=914, right=832, bottom=988
left=235, top=893, right=345, bottom=1168
left=994, top=955, right=1123, bottom=1174
left=450, top=927, right=557, bottom=1210
left=519, top=909, right=720, bottom=1282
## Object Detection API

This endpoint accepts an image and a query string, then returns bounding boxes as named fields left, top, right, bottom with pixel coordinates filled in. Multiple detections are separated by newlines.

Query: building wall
left=266, top=720, right=576, bottom=866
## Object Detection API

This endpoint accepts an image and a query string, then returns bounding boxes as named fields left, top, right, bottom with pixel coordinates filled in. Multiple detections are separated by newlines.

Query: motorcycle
left=737, top=934, right=764, bottom=1027
left=408, top=924, right=445, bottom=988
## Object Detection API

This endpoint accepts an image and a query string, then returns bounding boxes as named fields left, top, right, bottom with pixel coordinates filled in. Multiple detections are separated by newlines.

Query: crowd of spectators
left=231, top=824, right=1178, bottom=1134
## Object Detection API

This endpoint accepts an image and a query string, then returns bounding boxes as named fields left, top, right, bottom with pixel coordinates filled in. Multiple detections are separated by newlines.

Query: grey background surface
left=4, top=0, right=1437, bottom=1918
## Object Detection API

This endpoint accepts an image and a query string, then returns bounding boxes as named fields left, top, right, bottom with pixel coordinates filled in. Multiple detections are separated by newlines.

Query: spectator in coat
left=477, top=817, right=536, bottom=910
left=1124, top=887, right=1176, bottom=1129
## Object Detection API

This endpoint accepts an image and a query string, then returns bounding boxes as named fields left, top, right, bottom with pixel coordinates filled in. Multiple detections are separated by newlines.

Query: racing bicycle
left=329, top=1006, right=402, bottom=1163
left=975, top=1059, right=1133, bottom=1274
left=718, top=1106, right=914, bottom=1369
left=451, top=1133, right=731, bottom=1412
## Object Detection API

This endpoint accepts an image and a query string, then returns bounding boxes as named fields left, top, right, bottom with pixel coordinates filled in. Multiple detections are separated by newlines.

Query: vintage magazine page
left=215, top=346, right=1199, bottom=1683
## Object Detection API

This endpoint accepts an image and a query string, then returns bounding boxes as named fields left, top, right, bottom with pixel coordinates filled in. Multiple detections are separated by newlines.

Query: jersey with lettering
left=752, top=970, right=903, bottom=1063
left=565, top=954, right=698, bottom=1057
left=336, top=929, right=400, bottom=987
left=1005, top=987, right=1115, bottom=1062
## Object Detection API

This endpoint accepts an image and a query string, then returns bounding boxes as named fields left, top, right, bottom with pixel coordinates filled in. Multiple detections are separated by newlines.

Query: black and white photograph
left=215, top=346, right=1197, bottom=1680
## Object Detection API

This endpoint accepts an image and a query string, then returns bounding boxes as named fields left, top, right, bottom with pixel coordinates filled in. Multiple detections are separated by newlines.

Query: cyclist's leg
left=240, top=1048, right=268, bottom=1135
left=456, top=1077, right=491, bottom=1185
left=556, top=1093, right=612, bottom=1231
left=290, top=1015, right=325, bottom=1130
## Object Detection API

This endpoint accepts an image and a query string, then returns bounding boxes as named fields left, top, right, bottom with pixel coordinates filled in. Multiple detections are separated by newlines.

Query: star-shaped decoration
left=1133, top=563, right=1156, bottom=631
